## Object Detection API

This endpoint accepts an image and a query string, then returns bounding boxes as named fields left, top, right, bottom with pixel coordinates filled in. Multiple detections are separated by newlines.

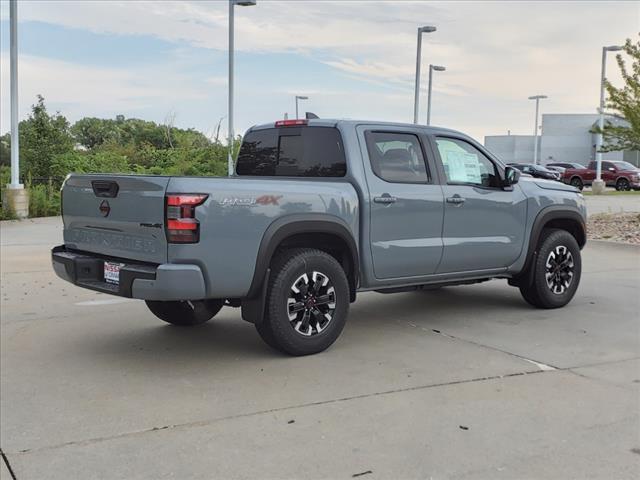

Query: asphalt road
left=1, top=217, right=639, bottom=480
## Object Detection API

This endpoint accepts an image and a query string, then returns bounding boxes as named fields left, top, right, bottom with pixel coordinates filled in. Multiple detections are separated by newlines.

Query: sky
left=0, top=0, right=637, bottom=143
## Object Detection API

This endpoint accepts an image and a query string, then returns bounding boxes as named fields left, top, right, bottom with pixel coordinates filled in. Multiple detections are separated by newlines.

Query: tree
left=71, top=117, right=120, bottom=149
left=0, top=133, right=10, bottom=166
left=20, top=95, right=74, bottom=177
left=598, top=36, right=640, bottom=152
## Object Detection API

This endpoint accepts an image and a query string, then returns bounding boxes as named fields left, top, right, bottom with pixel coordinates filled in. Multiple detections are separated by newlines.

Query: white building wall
left=484, top=113, right=630, bottom=166
left=539, top=114, right=598, bottom=165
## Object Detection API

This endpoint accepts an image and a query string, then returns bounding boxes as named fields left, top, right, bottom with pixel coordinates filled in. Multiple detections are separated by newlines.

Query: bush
left=50, top=151, right=131, bottom=178
left=0, top=165, right=17, bottom=220
left=28, top=181, right=60, bottom=218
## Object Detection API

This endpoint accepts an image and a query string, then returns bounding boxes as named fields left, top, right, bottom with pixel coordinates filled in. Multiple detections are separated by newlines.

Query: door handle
left=373, top=194, right=397, bottom=204
left=446, top=195, right=465, bottom=205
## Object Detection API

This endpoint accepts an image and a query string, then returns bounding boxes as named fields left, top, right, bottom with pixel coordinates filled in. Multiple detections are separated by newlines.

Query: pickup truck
left=52, top=119, right=587, bottom=356
left=561, top=160, right=640, bottom=191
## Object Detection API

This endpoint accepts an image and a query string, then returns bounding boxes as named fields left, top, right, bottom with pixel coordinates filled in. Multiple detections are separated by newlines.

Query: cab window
left=435, top=137, right=501, bottom=188
left=365, top=131, right=429, bottom=183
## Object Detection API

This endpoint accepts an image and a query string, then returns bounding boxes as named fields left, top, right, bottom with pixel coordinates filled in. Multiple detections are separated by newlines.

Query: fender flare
left=241, top=214, right=359, bottom=324
left=512, top=205, right=586, bottom=286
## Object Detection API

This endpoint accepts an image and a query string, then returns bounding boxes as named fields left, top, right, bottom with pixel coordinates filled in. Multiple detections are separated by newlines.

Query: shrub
left=27, top=181, right=60, bottom=218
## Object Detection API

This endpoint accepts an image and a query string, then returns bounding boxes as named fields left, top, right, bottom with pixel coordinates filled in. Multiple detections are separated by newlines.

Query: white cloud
left=1, top=0, right=637, bottom=140
left=0, top=54, right=210, bottom=131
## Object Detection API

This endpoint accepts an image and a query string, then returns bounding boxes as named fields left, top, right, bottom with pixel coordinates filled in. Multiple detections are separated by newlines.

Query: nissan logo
left=99, top=200, right=111, bottom=217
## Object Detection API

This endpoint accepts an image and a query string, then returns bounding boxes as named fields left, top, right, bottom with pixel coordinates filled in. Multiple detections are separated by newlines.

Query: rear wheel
left=145, top=299, right=223, bottom=326
left=518, top=229, right=581, bottom=309
left=255, top=248, right=349, bottom=356
left=616, top=178, right=630, bottom=191
left=569, top=177, right=583, bottom=190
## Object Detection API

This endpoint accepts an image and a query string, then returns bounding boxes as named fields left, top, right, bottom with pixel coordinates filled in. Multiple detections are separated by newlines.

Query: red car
left=561, top=160, right=640, bottom=191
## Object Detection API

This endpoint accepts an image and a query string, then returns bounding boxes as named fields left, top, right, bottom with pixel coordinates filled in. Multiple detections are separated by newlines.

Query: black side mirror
left=504, top=166, right=520, bottom=186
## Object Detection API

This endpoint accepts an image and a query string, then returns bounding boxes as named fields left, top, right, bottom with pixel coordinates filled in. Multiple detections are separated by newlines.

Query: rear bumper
left=51, top=245, right=207, bottom=301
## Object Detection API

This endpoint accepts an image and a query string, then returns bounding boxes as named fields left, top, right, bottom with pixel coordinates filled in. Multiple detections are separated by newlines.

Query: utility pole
left=6, top=0, right=28, bottom=218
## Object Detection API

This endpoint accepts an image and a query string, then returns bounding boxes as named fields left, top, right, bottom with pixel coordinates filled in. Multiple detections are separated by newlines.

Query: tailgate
left=62, top=175, right=170, bottom=264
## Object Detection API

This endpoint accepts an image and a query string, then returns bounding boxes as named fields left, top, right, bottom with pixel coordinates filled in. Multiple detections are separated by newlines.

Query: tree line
left=0, top=95, right=233, bottom=181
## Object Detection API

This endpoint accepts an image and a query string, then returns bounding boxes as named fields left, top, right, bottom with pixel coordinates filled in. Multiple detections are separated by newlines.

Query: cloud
left=0, top=54, right=211, bottom=130
left=1, top=0, right=636, bottom=141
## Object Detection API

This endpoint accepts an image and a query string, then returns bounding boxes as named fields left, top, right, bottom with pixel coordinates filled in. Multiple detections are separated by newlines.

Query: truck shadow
left=75, top=282, right=535, bottom=365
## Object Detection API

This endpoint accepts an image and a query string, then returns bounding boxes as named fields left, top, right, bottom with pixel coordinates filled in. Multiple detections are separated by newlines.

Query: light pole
left=6, top=0, right=28, bottom=218
left=426, top=64, right=445, bottom=126
left=413, top=25, right=437, bottom=124
left=528, top=95, right=547, bottom=165
left=594, top=45, right=623, bottom=192
left=295, top=95, right=308, bottom=119
left=228, top=0, right=257, bottom=177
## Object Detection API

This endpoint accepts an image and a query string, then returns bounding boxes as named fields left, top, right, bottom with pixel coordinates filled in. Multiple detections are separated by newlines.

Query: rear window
left=236, top=127, right=346, bottom=177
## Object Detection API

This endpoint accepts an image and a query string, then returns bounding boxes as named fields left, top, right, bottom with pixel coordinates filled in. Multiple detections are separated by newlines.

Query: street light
left=413, top=25, right=437, bottom=124
left=426, top=64, right=445, bottom=126
left=9, top=0, right=21, bottom=190
left=295, top=95, right=308, bottom=119
left=228, top=0, right=257, bottom=177
left=594, top=45, right=624, bottom=192
left=528, top=95, right=547, bottom=165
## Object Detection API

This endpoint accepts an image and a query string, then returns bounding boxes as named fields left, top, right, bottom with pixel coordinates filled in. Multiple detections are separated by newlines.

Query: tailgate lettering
left=67, top=229, right=158, bottom=254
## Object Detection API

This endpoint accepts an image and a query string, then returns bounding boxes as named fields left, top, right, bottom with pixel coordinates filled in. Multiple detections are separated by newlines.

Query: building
left=484, top=113, right=639, bottom=167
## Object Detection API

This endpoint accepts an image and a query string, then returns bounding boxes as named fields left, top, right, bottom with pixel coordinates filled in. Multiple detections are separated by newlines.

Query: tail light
left=165, top=194, right=208, bottom=243
left=275, top=119, right=307, bottom=127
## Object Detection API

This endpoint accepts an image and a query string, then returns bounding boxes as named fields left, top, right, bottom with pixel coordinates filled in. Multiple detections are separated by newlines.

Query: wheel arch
left=511, top=206, right=586, bottom=286
left=241, top=215, right=359, bottom=324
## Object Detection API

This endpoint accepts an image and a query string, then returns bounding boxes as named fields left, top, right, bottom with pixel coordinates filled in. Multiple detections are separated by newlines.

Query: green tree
left=20, top=95, right=74, bottom=177
left=71, top=117, right=121, bottom=149
left=598, top=36, right=640, bottom=152
left=0, top=133, right=10, bottom=167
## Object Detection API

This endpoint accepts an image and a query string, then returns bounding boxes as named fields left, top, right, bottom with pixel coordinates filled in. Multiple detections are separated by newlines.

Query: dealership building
left=484, top=113, right=639, bottom=167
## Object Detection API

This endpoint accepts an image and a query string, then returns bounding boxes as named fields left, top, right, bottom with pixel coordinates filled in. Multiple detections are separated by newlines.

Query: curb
left=588, top=239, right=640, bottom=251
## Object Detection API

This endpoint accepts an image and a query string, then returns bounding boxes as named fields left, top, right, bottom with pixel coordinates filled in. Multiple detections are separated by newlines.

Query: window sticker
left=445, top=151, right=481, bottom=183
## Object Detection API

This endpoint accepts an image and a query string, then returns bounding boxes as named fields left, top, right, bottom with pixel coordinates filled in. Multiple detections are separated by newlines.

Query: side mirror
left=608, top=167, right=615, bottom=172
left=504, top=166, right=520, bottom=186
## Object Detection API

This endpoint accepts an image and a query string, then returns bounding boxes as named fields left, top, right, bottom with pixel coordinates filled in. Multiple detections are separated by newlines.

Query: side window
left=435, top=137, right=501, bottom=188
left=365, top=131, right=429, bottom=183
left=602, top=161, right=615, bottom=171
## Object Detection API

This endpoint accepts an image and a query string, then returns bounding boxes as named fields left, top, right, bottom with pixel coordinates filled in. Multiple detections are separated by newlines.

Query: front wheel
left=616, top=178, right=630, bottom=191
left=145, top=299, right=223, bottom=326
left=569, top=177, right=584, bottom=190
left=256, top=248, right=350, bottom=356
left=518, top=229, right=581, bottom=309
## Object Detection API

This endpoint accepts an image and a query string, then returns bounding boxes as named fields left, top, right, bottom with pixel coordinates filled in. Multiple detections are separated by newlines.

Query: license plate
left=104, top=262, right=125, bottom=285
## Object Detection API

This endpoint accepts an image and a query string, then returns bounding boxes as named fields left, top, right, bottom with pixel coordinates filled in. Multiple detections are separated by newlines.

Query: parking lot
left=1, top=214, right=639, bottom=479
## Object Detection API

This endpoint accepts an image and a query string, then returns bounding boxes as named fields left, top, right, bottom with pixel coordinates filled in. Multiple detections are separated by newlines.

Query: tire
left=255, top=248, right=350, bottom=356
left=518, top=229, right=581, bottom=309
left=569, top=177, right=583, bottom=190
left=616, top=178, right=630, bottom=191
left=145, top=299, right=223, bottom=326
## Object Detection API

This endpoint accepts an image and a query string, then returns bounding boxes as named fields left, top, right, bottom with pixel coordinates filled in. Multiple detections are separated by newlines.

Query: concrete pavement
left=1, top=217, right=639, bottom=479
left=584, top=193, right=640, bottom=215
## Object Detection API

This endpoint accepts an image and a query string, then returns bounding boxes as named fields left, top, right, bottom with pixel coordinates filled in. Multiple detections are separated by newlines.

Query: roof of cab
left=248, top=118, right=463, bottom=137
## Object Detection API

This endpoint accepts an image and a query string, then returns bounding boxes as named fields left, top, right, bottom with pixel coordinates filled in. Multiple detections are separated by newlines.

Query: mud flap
left=241, top=268, right=270, bottom=324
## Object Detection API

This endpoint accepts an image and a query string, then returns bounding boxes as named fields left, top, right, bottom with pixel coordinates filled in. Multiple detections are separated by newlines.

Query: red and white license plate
left=104, top=262, right=125, bottom=285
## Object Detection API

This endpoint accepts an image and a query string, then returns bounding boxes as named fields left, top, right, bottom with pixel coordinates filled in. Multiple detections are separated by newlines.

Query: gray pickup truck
left=52, top=118, right=586, bottom=355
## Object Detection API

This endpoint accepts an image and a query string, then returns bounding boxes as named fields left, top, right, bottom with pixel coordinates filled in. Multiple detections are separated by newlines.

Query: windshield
left=612, top=161, right=637, bottom=170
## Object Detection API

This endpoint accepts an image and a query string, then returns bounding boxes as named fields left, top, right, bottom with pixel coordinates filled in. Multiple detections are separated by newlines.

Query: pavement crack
left=9, top=369, right=545, bottom=456
left=407, top=322, right=560, bottom=371
left=1, top=447, right=18, bottom=480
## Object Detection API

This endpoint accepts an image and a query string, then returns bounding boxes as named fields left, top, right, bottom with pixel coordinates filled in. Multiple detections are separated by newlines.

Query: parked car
left=547, top=162, right=588, bottom=170
left=52, top=119, right=587, bottom=355
left=507, top=163, right=562, bottom=181
left=545, top=165, right=566, bottom=176
left=563, top=160, right=640, bottom=190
